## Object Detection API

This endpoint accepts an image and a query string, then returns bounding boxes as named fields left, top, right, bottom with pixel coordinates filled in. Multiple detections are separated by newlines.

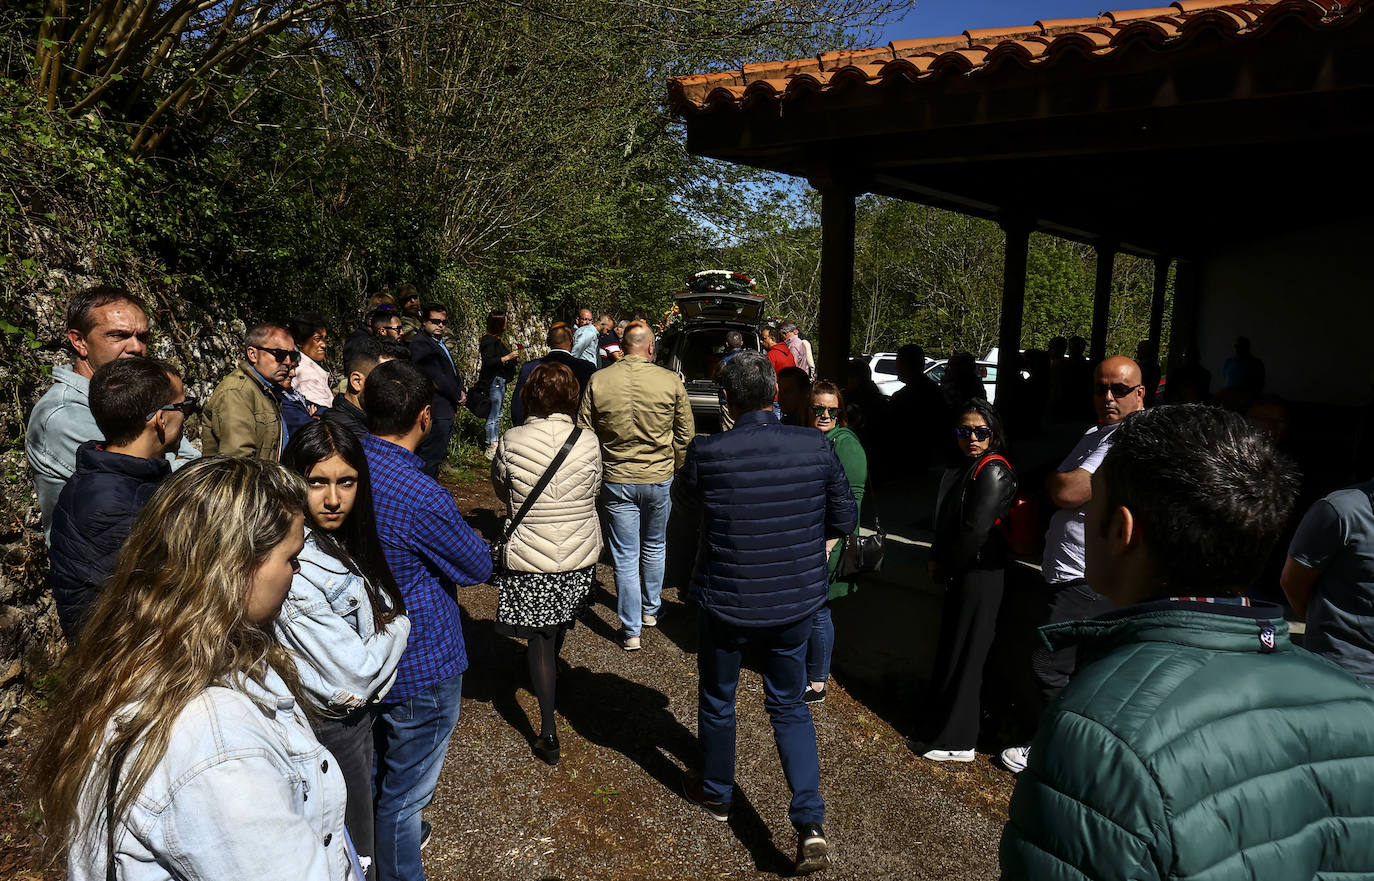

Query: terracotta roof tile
left=668, top=0, right=1366, bottom=112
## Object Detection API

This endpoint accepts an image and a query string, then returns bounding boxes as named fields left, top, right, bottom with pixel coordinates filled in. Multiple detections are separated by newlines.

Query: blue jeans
left=484, top=376, right=506, bottom=444
left=805, top=604, right=833, bottom=683
left=697, top=611, right=824, bottom=828
left=603, top=479, right=672, bottom=636
left=373, top=673, right=463, bottom=881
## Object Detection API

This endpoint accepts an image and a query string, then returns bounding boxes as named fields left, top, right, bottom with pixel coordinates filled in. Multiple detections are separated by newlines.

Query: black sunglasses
left=253, top=346, right=301, bottom=363
left=1094, top=382, right=1142, bottom=398
left=955, top=425, right=994, bottom=441
left=145, top=398, right=201, bottom=421
left=811, top=405, right=842, bottom=419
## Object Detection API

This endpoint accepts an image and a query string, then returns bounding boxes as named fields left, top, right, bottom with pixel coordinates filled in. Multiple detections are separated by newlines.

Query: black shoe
left=419, top=820, right=432, bottom=851
left=533, top=733, right=560, bottom=765
left=681, top=771, right=730, bottom=822
left=794, top=822, right=831, bottom=875
left=803, top=685, right=826, bottom=705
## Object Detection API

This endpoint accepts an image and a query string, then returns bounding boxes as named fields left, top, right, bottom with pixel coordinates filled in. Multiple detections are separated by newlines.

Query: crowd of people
left=21, top=282, right=1374, bottom=880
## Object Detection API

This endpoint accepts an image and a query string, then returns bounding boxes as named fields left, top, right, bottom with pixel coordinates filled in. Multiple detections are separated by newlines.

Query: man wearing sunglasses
left=48, top=356, right=194, bottom=640
left=27, top=285, right=202, bottom=540
left=203, top=322, right=295, bottom=460
left=1000, top=355, right=1146, bottom=775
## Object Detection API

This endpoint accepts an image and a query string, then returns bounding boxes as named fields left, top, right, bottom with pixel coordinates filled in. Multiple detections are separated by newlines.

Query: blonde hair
left=33, top=457, right=308, bottom=863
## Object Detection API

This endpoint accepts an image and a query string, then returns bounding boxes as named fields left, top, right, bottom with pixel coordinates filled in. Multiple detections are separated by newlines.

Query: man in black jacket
left=510, top=323, right=596, bottom=425
left=409, top=302, right=465, bottom=476
left=672, top=350, right=856, bottom=875
left=48, top=357, right=191, bottom=640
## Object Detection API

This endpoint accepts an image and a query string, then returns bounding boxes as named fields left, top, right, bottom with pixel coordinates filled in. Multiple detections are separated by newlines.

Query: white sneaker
left=1000, top=745, right=1031, bottom=773
left=922, top=748, right=975, bottom=762
left=483, top=442, right=498, bottom=460
left=642, top=614, right=657, bottom=627
left=622, top=635, right=641, bottom=651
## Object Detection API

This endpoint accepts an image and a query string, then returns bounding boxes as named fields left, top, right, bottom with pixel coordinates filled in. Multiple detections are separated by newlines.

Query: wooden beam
left=817, top=186, right=856, bottom=382
left=1091, top=242, right=1116, bottom=363
left=996, top=217, right=1032, bottom=408
left=1149, top=256, right=1170, bottom=351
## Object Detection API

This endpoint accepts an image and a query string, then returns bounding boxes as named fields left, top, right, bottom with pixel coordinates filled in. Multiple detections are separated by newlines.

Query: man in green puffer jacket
left=1001, top=405, right=1374, bottom=881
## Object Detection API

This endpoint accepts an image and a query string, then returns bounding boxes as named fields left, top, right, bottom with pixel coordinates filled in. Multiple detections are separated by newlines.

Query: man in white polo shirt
left=1001, top=355, right=1146, bottom=774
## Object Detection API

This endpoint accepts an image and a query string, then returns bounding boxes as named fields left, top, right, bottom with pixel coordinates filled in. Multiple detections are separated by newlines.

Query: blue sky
left=880, top=0, right=1109, bottom=43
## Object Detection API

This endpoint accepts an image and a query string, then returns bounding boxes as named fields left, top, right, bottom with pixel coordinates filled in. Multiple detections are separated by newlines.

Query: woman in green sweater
left=804, top=379, right=868, bottom=704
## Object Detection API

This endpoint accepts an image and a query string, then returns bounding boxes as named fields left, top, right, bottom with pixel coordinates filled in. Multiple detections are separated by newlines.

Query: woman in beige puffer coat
left=490, top=361, right=601, bottom=765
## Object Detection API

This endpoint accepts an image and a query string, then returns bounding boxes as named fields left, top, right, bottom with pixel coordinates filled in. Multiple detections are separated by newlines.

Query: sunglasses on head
left=253, top=346, right=301, bottom=363
left=955, top=425, right=994, bottom=441
left=1094, top=382, right=1142, bottom=398
left=145, top=398, right=200, bottom=422
left=811, top=405, right=842, bottom=419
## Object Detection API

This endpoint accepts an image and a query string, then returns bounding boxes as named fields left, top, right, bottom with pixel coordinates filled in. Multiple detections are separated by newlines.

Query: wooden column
left=1149, top=256, right=1170, bottom=348
left=996, top=218, right=1032, bottom=407
left=1090, top=242, right=1117, bottom=363
left=817, top=186, right=856, bottom=382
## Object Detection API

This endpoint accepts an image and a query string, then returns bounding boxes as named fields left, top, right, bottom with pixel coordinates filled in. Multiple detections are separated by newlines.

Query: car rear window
left=876, top=358, right=897, bottom=377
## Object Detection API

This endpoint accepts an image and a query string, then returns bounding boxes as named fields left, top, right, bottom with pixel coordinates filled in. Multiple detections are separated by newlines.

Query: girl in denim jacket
left=280, top=420, right=411, bottom=881
left=35, top=457, right=359, bottom=880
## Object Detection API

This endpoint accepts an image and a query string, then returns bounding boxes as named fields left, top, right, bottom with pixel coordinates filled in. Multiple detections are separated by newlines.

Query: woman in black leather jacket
left=909, top=398, right=1017, bottom=762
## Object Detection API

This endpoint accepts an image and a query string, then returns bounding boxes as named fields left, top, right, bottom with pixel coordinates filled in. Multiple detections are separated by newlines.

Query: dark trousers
left=1030, top=577, right=1115, bottom=709
left=416, top=414, right=455, bottom=477
left=918, top=568, right=1004, bottom=751
left=312, top=707, right=378, bottom=881
left=697, top=610, right=824, bottom=828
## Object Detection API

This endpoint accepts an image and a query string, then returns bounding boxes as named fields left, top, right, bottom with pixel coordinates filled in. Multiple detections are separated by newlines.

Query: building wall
left=1197, top=219, right=1374, bottom=406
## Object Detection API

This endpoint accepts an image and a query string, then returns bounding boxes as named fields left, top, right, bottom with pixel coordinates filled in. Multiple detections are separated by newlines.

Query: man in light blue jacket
left=26, top=286, right=200, bottom=539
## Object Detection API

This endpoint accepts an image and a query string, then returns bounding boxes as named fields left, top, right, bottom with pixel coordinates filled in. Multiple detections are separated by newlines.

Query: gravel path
left=428, top=481, right=1016, bottom=881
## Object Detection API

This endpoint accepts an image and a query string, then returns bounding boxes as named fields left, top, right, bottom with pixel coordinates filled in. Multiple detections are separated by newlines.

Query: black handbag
left=491, top=427, right=582, bottom=572
left=832, top=477, right=883, bottom=580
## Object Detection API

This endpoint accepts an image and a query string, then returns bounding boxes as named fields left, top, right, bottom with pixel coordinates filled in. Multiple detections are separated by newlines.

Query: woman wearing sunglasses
left=909, top=398, right=1017, bottom=762
left=802, top=380, right=868, bottom=704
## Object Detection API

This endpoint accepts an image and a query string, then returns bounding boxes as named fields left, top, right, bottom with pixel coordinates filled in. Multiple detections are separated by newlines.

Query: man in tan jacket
left=202, top=322, right=292, bottom=460
left=578, top=321, right=694, bottom=650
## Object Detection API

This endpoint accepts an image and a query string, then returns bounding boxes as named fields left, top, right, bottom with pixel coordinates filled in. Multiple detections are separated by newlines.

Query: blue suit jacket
left=671, top=409, right=857, bottom=627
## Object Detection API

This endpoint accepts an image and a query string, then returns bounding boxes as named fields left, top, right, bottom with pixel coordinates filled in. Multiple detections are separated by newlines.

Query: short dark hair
left=422, top=302, right=448, bottom=323
left=546, top=323, right=573, bottom=349
left=777, top=366, right=810, bottom=390
left=89, top=357, right=177, bottom=446
left=521, top=362, right=580, bottom=418
left=65, top=285, right=146, bottom=336
left=287, top=312, right=328, bottom=347
left=1097, top=404, right=1299, bottom=596
left=719, top=350, right=776, bottom=412
left=344, top=334, right=391, bottom=375
left=725, top=330, right=744, bottom=350
left=367, top=304, right=400, bottom=329
left=363, top=359, right=434, bottom=436
left=954, top=398, right=1007, bottom=453
left=245, top=322, right=287, bottom=348
left=896, top=344, right=925, bottom=369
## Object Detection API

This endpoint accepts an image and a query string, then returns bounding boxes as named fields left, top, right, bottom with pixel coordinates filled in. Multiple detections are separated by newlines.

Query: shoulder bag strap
left=972, top=453, right=1010, bottom=480
left=503, top=427, right=582, bottom=542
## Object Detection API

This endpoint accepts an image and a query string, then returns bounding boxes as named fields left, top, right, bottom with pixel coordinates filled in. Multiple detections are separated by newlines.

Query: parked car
left=655, top=270, right=764, bottom=419
left=861, top=351, right=937, bottom=397
left=925, top=358, right=1000, bottom=404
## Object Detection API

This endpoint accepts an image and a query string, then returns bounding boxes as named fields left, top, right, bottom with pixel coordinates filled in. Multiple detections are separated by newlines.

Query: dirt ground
left=0, top=471, right=1016, bottom=881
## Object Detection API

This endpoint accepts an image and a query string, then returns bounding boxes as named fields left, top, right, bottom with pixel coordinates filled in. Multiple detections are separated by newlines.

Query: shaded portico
left=669, top=0, right=1374, bottom=399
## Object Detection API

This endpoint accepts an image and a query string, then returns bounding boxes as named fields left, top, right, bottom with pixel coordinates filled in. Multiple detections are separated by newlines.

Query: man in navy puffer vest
left=673, top=350, right=856, bottom=876
left=48, top=357, right=190, bottom=641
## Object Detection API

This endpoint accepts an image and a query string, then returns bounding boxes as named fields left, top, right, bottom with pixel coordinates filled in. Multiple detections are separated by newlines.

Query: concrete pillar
left=996, top=219, right=1032, bottom=406
left=818, top=187, right=856, bottom=381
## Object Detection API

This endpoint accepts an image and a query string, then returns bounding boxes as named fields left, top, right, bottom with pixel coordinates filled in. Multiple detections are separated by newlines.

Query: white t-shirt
left=1042, top=422, right=1121, bottom=584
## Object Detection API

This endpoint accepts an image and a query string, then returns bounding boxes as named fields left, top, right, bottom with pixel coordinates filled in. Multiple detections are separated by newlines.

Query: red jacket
left=766, top=342, right=796, bottom=374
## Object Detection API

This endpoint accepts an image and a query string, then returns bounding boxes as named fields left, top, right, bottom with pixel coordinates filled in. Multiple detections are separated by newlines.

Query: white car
left=863, top=352, right=904, bottom=397
left=925, top=358, right=1000, bottom=405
